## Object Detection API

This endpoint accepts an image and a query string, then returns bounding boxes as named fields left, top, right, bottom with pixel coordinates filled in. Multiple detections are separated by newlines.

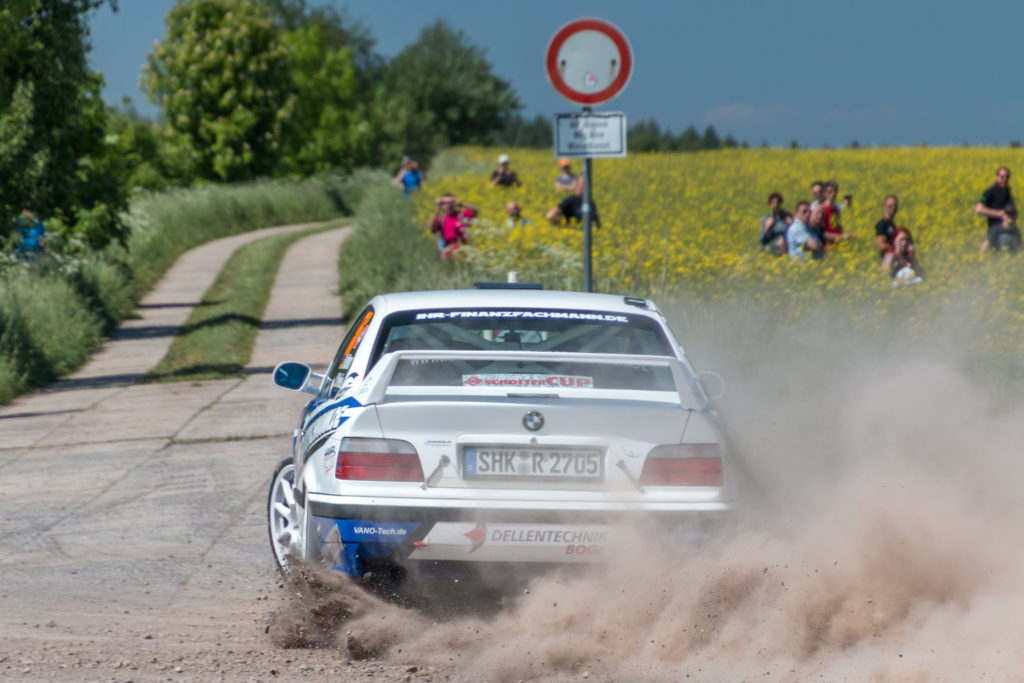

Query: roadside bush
left=0, top=269, right=103, bottom=400
left=0, top=355, right=20, bottom=405
left=66, top=257, right=136, bottom=334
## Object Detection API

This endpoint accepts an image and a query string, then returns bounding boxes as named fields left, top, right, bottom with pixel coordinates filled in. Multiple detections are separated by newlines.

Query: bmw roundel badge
left=523, top=410, right=544, bottom=432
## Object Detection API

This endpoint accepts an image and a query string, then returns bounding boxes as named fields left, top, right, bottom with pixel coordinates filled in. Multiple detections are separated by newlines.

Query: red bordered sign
left=546, top=18, right=633, bottom=105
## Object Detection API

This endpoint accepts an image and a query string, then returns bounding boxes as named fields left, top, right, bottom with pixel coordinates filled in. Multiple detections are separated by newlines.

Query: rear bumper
left=308, top=493, right=732, bottom=577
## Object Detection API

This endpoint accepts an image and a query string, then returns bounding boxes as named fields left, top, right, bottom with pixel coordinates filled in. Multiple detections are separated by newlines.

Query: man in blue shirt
left=786, top=201, right=823, bottom=259
left=394, top=157, right=425, bottom=200
left=15, top=202, right=45, bottom=258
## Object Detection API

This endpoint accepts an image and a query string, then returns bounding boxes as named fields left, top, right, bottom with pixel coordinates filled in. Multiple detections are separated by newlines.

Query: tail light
left=337, top=438, right=423, bottom=481
left=639, top=444, right=722, bottom=486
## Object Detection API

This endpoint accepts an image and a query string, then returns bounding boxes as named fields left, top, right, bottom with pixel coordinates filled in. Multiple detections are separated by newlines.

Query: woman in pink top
left=430, top=194, right=478, bottom=260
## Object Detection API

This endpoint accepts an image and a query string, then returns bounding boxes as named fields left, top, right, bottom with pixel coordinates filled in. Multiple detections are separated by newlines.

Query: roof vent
left=473, top=282, right=544, bottom=290
left=623, top=296, right=650, bottom=309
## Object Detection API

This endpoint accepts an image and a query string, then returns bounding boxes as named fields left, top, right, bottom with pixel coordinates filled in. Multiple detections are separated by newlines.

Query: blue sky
left=87, top=0, right=1024, bottom=147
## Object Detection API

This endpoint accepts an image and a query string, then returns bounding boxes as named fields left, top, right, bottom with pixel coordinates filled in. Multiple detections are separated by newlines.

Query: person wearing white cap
left=489, top=153, right=521, bottom=187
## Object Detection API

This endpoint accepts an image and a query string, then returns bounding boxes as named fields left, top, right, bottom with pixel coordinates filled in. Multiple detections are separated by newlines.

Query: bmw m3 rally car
left=268, top=287, right=735, bottom=583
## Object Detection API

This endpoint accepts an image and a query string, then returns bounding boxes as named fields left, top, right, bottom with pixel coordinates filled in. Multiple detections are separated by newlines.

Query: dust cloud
left=273, top=304, right=1024, bottom=681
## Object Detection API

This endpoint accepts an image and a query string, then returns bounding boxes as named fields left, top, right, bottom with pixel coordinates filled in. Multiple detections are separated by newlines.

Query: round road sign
left=546, top=18, right=633, bottom=105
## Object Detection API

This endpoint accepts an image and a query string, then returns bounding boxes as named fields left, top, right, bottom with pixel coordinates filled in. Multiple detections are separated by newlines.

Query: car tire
left=267, top=457, right=301, bottom=571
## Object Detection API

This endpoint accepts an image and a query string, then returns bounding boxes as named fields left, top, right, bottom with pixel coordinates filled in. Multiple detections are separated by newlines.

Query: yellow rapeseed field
left=415, top=146, right=1024, bottom=367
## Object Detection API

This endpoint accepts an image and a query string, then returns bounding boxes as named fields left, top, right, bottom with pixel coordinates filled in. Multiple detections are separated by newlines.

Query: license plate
left=463, top=447, right=603, bottom=479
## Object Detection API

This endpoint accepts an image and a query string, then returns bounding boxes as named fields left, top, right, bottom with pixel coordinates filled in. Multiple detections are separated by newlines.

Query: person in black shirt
left=875, top=194, right=899, bottom=257
left=760, top=192, right=793, bottom=255
left=975, top=166, right=1013, bottom=253
left=489, top=154, right=521, bottom=187
left=546, top=175, right=599, bottom=228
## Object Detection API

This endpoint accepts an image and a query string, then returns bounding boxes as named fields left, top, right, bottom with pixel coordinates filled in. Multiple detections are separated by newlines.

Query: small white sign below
left=554, top=112, right=627, bottom=158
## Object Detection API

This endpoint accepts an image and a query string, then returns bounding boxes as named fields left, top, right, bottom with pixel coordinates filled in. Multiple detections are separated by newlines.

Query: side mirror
left=698, top=370, right=725, bottom=401
left=273, top=361, right=318, bottom=395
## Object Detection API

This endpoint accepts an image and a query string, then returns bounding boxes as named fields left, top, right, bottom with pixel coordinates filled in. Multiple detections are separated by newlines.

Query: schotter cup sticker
left=463, top=374, right=593, bottom=388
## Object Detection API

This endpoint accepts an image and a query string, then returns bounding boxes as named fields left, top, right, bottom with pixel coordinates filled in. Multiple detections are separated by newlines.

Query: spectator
left=882, top=227, right=924, bottom=285
left=546, top=175, right=600, bottom=228
left=822, top=181, right=855, bottom=244
left=505, top=201, right=531, bottom=228
left=987, top=204, right=1022, bottom=254
left=430, top=194, right=478, bottom=261
left=875, top=195, right=899, bottom=257
left=489, top=153, right=521, bottom=187
left=811, top=179, right=852, bottom=211
left=759, top=192, right=793, bottom=255
left=786, top=201, right=823, bottom=259
left=393, top=156, right=425, bottom=200
left=15, top=202, right=45, bottom=258
left=806, top=203, right=829, bottom=258
left=554, top=158, right=577, bottom=191
left=810, top=180, right=825, bottom=208
left=975, top=166, right=1014, bottom=254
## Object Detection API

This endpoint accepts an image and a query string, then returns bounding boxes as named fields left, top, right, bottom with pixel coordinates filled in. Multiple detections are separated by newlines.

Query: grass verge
left=145, top=224, right=333, bottom=382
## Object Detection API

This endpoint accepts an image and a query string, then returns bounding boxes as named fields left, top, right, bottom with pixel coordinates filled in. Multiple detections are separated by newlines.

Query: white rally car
left=268, top=287, right=735, bottom=584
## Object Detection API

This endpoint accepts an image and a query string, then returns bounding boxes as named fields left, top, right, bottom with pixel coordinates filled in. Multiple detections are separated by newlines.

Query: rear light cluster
left=337, top=438, right=423, bottom=481
left=639, top=444, right=722, bottom=486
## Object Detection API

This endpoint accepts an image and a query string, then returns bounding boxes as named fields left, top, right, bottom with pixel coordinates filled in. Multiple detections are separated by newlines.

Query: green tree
left=498, top=114, right=552, bottom=148
left=678, top=125, right=702, bottom=151
left=379, top=20, right=521, bottom=152
left=143, top=0, right=292, bottom=181
left=363, top=87, right=444, bottom=167
left=276, top=23, right=372, bottom=174
left=105, top=99, right=194, bottom=191
left=0, top=0, right=129, bottom=248
left=701, top=125, right=721, bottom=150
left=628, top=118, right=667, bottom=152
left=261, top=0, right=381, bottom=77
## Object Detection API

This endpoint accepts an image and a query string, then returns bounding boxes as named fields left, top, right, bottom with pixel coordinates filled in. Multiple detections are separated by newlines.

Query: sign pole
left=582, top=108, right=593, bottom=292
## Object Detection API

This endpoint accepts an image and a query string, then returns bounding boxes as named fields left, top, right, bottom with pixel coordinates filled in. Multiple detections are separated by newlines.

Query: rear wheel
left=267, top=457, right=300, bottom=570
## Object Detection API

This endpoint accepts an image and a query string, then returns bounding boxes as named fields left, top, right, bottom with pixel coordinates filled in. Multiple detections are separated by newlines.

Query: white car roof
left=366, top=289, right=661, bottom=318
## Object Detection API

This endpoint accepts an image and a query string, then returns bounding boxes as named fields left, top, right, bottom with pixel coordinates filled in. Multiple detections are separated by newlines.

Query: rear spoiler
left=350, top=350, right=708, bottom=410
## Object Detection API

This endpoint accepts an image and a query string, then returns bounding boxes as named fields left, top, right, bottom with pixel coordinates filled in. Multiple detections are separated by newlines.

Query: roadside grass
left=145, top=224, right=334, bottom=382
left=0, top=268, right=106, bottom=403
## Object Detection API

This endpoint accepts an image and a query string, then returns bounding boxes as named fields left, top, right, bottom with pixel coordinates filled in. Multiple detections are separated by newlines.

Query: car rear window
left=371, top=308, right=673, bottom=365
left=388, top=357, right=677, bottom=392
